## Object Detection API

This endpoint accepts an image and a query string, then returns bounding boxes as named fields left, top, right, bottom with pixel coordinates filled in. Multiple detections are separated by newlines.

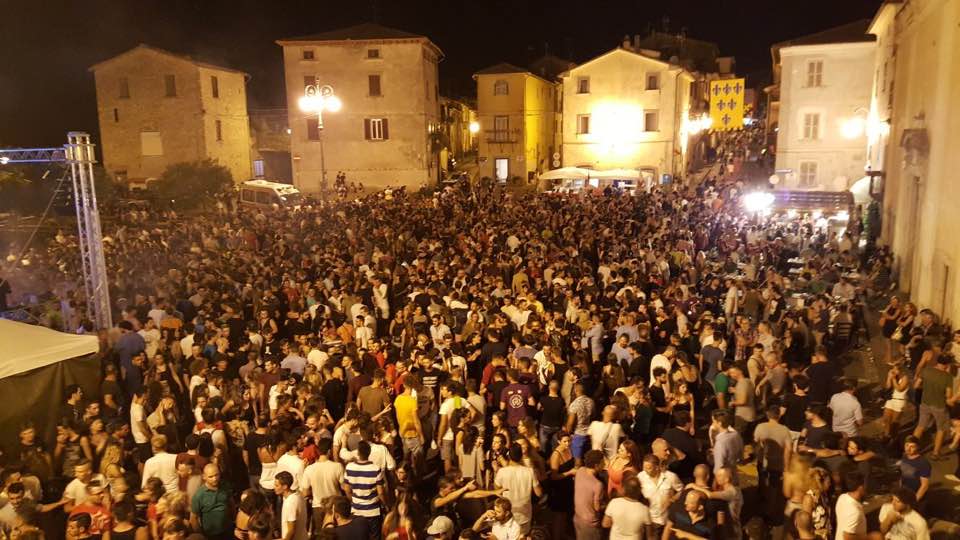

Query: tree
left=151, top=159, right=233, bottom=209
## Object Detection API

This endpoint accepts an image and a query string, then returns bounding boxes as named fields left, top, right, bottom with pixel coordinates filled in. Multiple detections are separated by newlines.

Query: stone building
left=89, top=44, right=252, bottom=184
left=277, top=23, right=443, bottom=193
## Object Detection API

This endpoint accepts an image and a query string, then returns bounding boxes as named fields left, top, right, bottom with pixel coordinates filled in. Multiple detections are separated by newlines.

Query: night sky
left=1, top=0, right=882, bottom=147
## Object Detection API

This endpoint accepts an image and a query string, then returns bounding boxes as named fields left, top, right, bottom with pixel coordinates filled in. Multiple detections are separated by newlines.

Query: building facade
left=771, top=22, right=876, bottom=190
left=873, top=0, right=960, bottom=320
left=474, top=64, right=560, bottom=183
left=277, top=23, right=443, bottom=193
left=90, top=44, right=252, bottom=184
left=560, top=48, right=693, bottom=183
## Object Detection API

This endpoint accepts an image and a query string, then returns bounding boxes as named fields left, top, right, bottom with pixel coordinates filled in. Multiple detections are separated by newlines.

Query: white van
left=238, top=180, right=302, bottom=209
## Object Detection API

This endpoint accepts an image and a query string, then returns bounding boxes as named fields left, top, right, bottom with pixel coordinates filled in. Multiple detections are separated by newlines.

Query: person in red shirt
left=68, top=481, right=113, bottom=536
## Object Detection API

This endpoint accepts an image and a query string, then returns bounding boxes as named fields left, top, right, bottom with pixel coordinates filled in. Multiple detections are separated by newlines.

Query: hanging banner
left=709, top=78, right=746, bottom=131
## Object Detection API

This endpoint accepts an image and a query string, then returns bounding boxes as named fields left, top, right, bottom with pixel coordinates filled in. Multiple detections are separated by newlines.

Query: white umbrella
left=589, top=168, right=641, bottom=180
left=539, top=167, right=591, bottom=181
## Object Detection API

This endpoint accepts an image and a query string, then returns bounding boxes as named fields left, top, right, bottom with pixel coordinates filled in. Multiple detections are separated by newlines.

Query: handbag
left=891, top=326, right=903, bottom=342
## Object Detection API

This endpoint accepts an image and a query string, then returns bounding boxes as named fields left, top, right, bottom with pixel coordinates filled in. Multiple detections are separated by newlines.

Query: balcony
left=485, top=128, right=520, bottom=144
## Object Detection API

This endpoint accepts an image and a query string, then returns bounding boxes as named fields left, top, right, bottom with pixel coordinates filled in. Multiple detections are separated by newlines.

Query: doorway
left=495, top=158, right=509, bottom=183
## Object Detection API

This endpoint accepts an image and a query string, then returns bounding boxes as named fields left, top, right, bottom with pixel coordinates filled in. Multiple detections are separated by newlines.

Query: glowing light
left=325, top=95, right=342, bottom=112
left=836, top=211, right=850, bottom=221
left=743, top=191, right=775, bottom=213
left=298, top=95, right=319, bottom=112
left=469, top=121, right=480, bottom=134
left=841, top=117, right=865, bottom=139
left=812, top=210, right=823, bottom=220
left=0, top=157, right=9, bottom=165
left=786, top=209, right=798, bottom=219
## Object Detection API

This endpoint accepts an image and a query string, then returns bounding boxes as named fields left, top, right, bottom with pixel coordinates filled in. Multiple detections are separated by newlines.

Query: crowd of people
left=0, top=146, right=956, bottom=540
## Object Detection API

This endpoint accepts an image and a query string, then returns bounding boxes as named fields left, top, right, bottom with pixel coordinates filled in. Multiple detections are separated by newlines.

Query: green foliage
left=151, top=159, right=233, bottom=209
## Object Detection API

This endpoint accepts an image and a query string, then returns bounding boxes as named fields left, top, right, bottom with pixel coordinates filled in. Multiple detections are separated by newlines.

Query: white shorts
left=884, top=398, right=906, bottom=412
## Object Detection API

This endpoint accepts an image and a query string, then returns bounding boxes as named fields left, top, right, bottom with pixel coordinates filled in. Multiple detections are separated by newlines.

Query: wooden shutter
left=364, top=119, right=371, bottom=140
left=307, top=119, right=319, bottom=141
left=381, top=118, right=389, bottom=140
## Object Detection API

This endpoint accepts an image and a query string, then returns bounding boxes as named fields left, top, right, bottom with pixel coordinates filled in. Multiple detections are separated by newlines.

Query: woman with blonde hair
left=800, top=467, right=832, bottom=540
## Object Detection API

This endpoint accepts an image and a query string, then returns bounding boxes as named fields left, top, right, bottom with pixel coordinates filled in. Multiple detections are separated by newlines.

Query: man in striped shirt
left=341, top=441, right=386, bottom=539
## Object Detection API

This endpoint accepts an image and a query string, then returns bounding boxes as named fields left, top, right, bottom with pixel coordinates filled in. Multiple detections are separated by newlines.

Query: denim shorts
left=571, top=433, right=590, bottom=459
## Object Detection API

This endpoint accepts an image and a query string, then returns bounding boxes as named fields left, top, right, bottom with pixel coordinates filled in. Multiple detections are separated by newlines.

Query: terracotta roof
left=775, top=19, right=876, bottom=49
left=473, top=63, right=530, bottom=76
left=88, top=44, right=248, bottom=76
left=278, top=23, right=423, bottom=43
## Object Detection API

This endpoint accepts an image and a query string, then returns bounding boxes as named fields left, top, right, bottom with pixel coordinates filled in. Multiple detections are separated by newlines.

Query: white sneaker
left=945, top=474, right=960, bottom=482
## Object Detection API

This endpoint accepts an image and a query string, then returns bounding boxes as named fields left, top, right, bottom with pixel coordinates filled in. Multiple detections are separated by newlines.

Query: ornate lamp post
left=298, top=79, right=342, bottom=193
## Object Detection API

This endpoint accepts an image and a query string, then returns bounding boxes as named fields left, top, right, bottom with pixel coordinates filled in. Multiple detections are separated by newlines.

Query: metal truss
left=0, top=132, right=112, bottom=329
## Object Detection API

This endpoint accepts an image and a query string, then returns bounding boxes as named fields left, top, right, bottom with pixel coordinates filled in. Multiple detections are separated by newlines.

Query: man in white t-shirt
left=494, top=445, right=542, bottom=534
left=141, top=434, right=179, bottom=494
left=588, top=405, right=624, bottom=461
left=301, top=439, right=344, bottom=530
left=878, top=487, right=930, bottom=540
left=63, top=461, right=102, bottom=512
left=275, top=436, right=305, bottom=491
left=603, top=476, right=653, bottom=540
left=129, top=390, right=151, bottom=462
left=834, top=472, right=867, bottom=540
left=649, top=346, right=675, bottom=383
left=275, top=471, right=309, bottom=540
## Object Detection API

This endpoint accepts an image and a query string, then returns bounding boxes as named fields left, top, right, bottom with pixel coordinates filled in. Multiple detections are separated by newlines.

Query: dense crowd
left=0, top=147, right=956, bottom=540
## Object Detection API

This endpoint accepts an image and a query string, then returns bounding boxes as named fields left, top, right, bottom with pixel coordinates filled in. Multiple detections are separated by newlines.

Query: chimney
left=634, top=34, right=641, bottom=51
left=622, top=35, right=632, bottom=50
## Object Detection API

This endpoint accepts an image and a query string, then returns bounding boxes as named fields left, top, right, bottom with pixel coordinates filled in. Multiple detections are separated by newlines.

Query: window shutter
left=381, top=118, right=389, bottom=140
left=364, top=118, right=371, bottom=140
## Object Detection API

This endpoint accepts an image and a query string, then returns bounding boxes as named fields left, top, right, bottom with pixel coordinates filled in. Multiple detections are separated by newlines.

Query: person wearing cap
left=426, top=515, right=455, bottom=540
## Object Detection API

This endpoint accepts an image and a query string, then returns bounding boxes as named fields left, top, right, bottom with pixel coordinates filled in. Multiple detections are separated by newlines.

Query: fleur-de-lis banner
left=710, top=78, right=746, bottom=131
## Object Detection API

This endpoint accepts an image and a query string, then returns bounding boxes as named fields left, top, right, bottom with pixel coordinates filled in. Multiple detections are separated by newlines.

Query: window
left=646, top=73, right=660, bottom=90
left=369, top=74, right=382, bottom=97
left=806, top=61, right=823, bottom=87
left=367, top=48, right=380, bottom=59
left=113, top=108, right=119, bottom=123
left=140, top=131, right=163, bottom=156
left=253, top=159, right=265, bottom=178
left=644, top=110, right=659, bottom=131
left=211, top=76, right=219, bottom=98
left=493, top=116, right=509, bottom=141
left=302, top=49, right=315, bottom=60
left=799, top=162, right=818, bottom=186
left=215, top=120, right=222, bottom=141
left=495, top=158, right=509, bottom=182
left=306, top=119, right=320, bottom=141
left=303, top=75, right=317, bottom=89
left=577, top=114, right=591, bottom=135
left=493, top=80, right=509, bottom=96
left=364, top=118, right=389, bottom=140
left=164, top=74, right=176, bottom=97
left=119, top=77, right=130, bottom=99
left=803, top=113, right=820, bottom=140
left=577, top=77, right=590, bottom=94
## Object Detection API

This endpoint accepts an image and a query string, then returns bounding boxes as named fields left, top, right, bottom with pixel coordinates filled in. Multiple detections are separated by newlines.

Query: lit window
left=253, top=159, right=265, bottom=178
left=494, top=80, right=509, bottom=96
left=365, top=118, right=389, bottom=140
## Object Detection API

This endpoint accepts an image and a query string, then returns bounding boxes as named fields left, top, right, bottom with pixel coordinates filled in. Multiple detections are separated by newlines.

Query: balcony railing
left=485, top=128, right=520, bottom=143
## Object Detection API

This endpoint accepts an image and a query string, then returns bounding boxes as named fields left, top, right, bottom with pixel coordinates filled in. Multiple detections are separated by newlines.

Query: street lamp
left=298, top=79, right=342, bottom=193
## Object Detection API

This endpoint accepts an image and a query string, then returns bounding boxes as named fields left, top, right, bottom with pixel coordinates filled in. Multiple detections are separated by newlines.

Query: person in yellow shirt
left=394, top=374, right=424, bottom=460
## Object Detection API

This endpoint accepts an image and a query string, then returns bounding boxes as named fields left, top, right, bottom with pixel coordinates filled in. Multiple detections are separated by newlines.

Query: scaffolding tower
left=0, top=132, right=112, bottom=329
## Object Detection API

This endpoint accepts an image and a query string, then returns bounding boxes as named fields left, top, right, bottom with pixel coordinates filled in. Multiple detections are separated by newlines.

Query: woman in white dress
left=882, top=362, right=910, bottom=439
